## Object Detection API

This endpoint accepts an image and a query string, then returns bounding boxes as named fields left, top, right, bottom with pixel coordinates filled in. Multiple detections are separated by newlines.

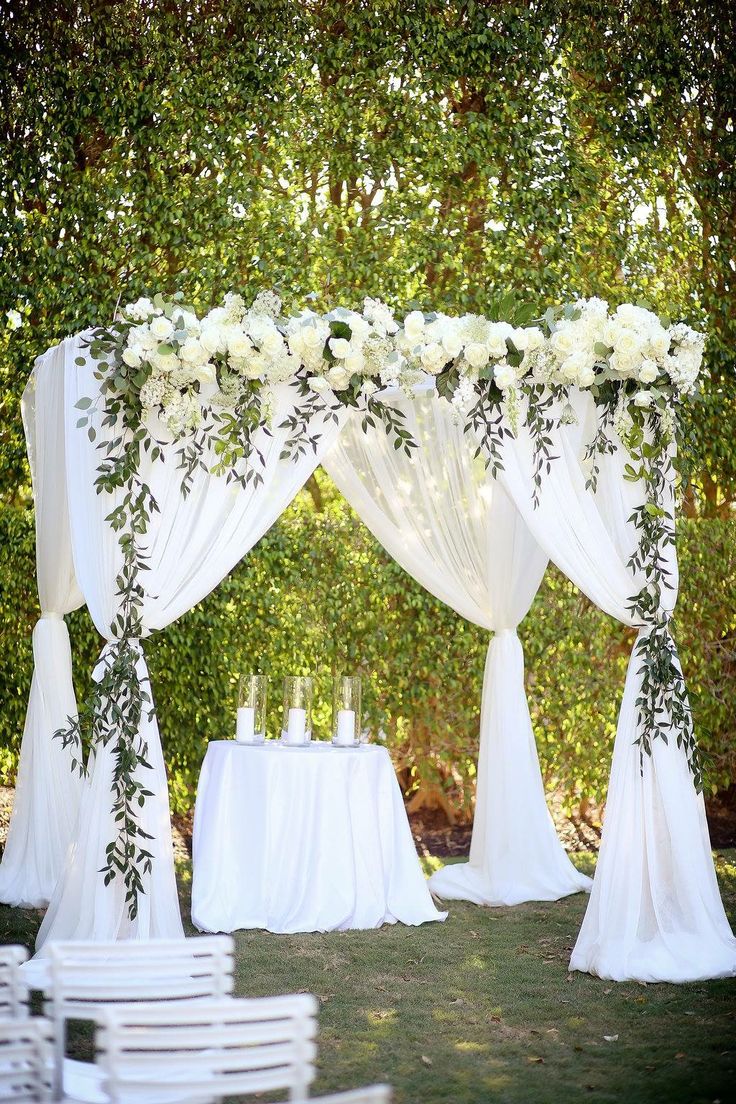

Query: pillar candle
left=236, top=706, right=256, bottom=743
left=285, top=706, right=307, bottom=744
left=334, top=709, right=356, bottom=746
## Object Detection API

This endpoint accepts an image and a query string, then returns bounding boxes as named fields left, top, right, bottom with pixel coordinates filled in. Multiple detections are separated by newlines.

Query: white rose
left=326, top=365, right=351, bottom=389
left=200, top=326, right=225, bottom=355
left=302, top=324, right=325, bottom=350
left=195, top=362, right=217, bottom=386
left=203, top=306, right=227, bottom=326
left=551, top=327, right=576, bottom=359
left=634, top=390, right=653, bottom=408
left=638, top=359, right=659, bottom=384
left=226, top=330, right=251, bottom=358
left=578, top=367, right=596, bottom=388
left=349, top=315, right=370, bottom=342
left=241, top=352, right=269, bottom=378
left=122, top=346, right=142, bottom=368
left=309, top=375, right=331, bottom=394
left=403, top=310, right=426, bottom=343
left=520, top=326, right=544, bottom=352
left=561, top=350, right=592, bottom=383
left=494, top=362, right=517, bottom=390
left=613, top=327, right=644, bottom=358
left=179, top=338, right=206, bottom=364
left=648, top=330, right=670, bottom=359
left=420, top=342, right=446, bottom=373
left=150, top=316, right=174, bottom=340
left=361, top=379, right=378, bottom=398
left=329, top=337, right=351, bottom=359
left=487, top=321, right=513, bottom=359
left=261, top=330, right=284, bottom=356
left=441, top=329, right=463, bottom=359
left=344, top=350, right=365, bottom=375
left=464, top=342, right=490, bottom=369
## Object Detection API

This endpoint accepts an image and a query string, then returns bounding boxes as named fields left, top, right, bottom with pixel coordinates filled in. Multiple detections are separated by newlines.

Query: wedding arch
left=2, top=289, right=735, bottom=985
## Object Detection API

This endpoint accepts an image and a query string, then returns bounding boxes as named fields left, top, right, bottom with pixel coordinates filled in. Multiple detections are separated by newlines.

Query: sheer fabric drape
left=35, top=335, right=344, bottom=954
left=496, top=392, right=736, bottom=981
left=324, top=389, right=591, bottom=906
left=0, top=340, right=85, bottom=908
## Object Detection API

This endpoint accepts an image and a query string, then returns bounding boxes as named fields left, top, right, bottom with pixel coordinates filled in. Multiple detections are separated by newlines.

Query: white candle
left=334, top=709, right=355, bottom=746
left=285, top=706, right=307, bottom=744
left=236, top=706, right=255, bottom=743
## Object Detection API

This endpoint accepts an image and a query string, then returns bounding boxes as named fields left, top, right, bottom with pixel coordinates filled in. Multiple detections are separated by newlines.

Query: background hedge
left=1, top=475, right=734, bottom=819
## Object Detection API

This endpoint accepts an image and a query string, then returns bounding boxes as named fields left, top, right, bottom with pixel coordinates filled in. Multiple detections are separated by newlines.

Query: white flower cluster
left=541, top=298, right=704, bottom=397
left=117, top=291, right=705, bottom=439
left=399, top=310, right=545, bottom=392
left=122, top=292, right=298, bottom=435
left=286, top=298, right=400, bottom=397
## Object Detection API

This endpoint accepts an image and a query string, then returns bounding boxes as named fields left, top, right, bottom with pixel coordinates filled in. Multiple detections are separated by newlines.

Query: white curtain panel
left=0, top=340, right=85, bottom=908
left=498, top=392, right=736, bottom=982
left=323, top=388, right=591, bottom=906
left=34, top=334, right=344, bottom=954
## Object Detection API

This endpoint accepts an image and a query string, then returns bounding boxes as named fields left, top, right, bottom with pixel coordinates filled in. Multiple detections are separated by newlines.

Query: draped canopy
left=3, top=334, right=735, bottom=985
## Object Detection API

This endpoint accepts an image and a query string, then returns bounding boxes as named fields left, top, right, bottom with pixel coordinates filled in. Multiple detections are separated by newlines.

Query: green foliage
left=1, top=1, right=735, bottom=510
left=1, top=495, right=734, bottom=818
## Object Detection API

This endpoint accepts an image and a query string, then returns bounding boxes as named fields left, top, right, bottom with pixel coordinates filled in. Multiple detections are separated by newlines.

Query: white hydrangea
left=450, top=375, right=476, bottom=418
left=125, top=297, right=156, bottom=321
left=139, top=375, right=169, bottom=409
left=250, top=290, right=282, bottom=319
left=363, top=298, right=398, bottom=335
left=163, top=392, right=201, bottom=436
left=223, top=292, right=246, bottom=323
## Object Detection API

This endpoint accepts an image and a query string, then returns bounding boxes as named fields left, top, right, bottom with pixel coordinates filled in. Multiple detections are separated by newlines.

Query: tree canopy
left=1, top=0, right=734, bottom=510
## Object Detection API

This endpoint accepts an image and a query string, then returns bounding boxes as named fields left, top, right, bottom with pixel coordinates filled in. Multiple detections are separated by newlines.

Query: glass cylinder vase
left=332, top=675, right=362, bottom=747
left=236, top=674, right=268, bottom=744
left=281, top=676, right=313, bottom=745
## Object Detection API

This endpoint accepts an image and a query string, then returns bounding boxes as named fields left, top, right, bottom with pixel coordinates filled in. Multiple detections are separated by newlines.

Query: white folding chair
left=0, top=1015, right=53, bottom=1102
left=44, top=936, right=234, bottom=1103
left=0, top=945, right=30, bottom=1019
left=312, top=1088, right=391, bottom=1104
left=97, top=994, right=318, bottom=1104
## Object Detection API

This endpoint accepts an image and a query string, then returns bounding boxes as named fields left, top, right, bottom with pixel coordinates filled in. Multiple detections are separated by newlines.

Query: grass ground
left=1, top=852, right=735, bottom=1104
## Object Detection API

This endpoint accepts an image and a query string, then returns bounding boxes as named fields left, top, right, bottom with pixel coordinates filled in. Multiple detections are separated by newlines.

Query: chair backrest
left=0, top=945, right=29, bottom=1018
left=45, top=935, right=234, bottom=1022
left=97, top=994, right=318, bottom=1104
left=312, top=1088, right=392, bottom=1104
left=45, top=935, right=234, bottom=1100
left=0, top=1015, right=53, bottom=1102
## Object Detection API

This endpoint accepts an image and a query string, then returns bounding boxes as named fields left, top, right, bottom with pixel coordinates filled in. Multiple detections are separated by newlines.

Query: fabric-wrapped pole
left=497, top=390, right=736, bottom=981
left=35, top=639, right=184, bottom=952
left=0, top=615, right=80, bottom=907
left=431, top=628, right=589, bottom=905
left=0, top=341, right=85, bottom=907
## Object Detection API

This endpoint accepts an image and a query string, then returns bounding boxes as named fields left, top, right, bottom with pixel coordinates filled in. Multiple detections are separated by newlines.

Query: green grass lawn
left=2, top=852, right=735, bottom=1104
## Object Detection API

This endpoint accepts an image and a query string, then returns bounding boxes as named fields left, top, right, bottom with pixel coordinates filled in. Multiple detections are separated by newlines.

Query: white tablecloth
left=191, top=741, right=446, bottom=934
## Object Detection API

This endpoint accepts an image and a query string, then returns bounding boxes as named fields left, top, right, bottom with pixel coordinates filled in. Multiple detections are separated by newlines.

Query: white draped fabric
left=12, top=331, right=736, bottom=985
left=34, top=334, right=344, bottom=955
left=495, top=392, right=736, bottom=981
left=0, top=340, right=84, bottom=908
left=324, top=390, right=591, bottom=906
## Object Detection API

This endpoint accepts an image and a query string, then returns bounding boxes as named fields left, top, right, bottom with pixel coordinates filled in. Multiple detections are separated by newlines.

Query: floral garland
left=61, top=290, right=704, bottom=917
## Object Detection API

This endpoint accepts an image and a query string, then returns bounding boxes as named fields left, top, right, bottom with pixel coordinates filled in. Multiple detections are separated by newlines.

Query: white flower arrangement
left=89, top=290, right=704, bottom=446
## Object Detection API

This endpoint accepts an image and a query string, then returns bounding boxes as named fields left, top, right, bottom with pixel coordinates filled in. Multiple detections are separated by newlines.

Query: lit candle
left=334, top=709, right=355, bottom=746
left=236, top=706, right=255, bottom=743
left=285, top=706, right=307, bottom=745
